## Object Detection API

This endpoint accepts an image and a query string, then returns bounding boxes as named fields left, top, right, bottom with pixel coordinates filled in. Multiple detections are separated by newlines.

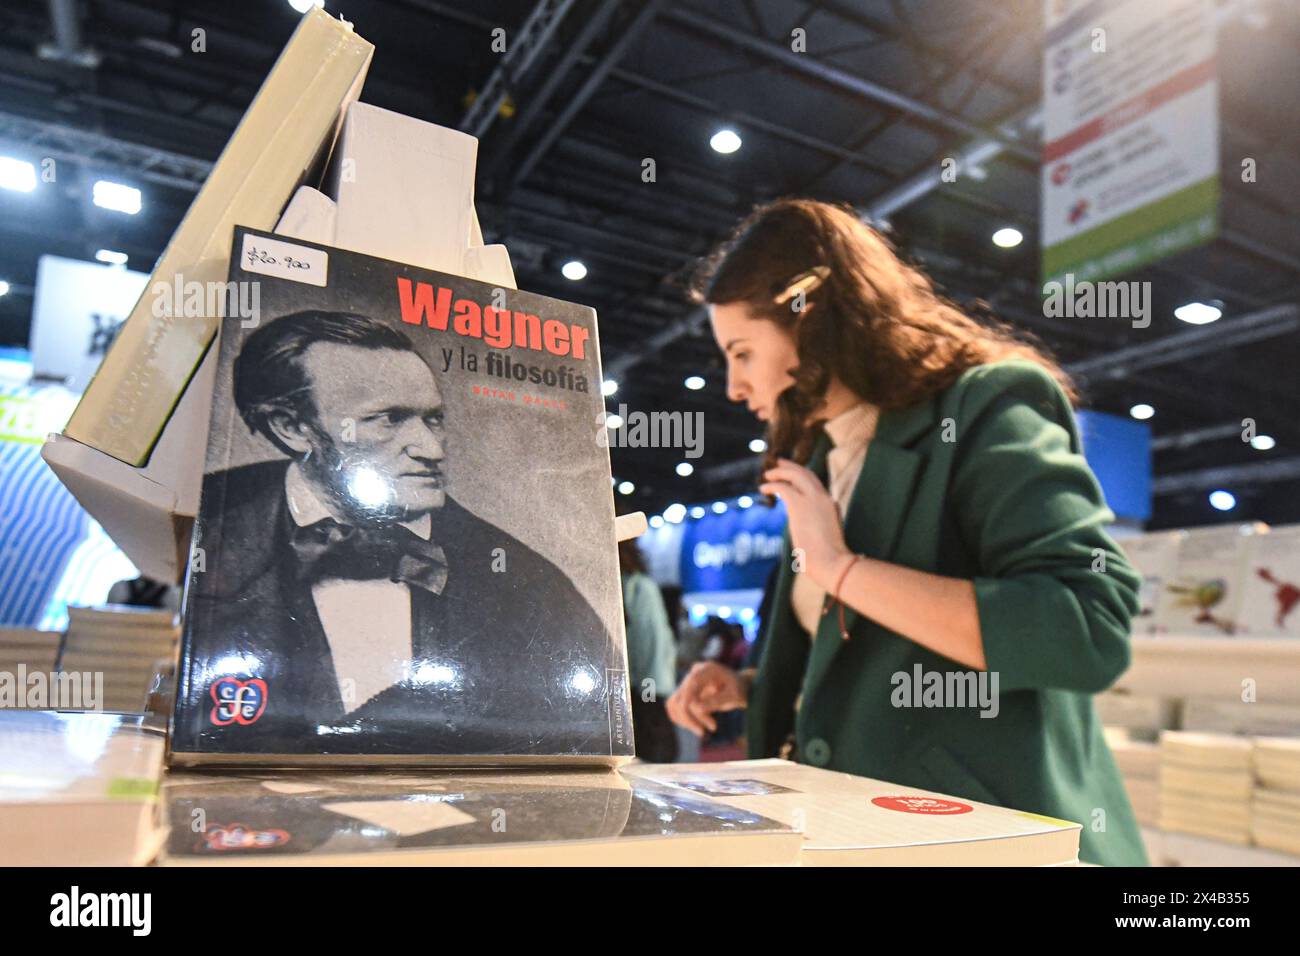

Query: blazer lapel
left=799, top=395, right=938, bottom=700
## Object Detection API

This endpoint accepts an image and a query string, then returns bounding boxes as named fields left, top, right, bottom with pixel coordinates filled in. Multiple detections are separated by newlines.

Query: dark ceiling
left=0, top=0, right=1297, bottom=529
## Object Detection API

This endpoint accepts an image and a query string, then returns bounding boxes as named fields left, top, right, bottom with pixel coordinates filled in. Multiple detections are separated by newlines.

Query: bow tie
left=290, top=517, right=449, bottom=593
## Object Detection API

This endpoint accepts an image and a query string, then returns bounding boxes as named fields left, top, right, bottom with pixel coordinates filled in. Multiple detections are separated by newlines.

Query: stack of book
left=1252, top=737, right=1300, bottom=856
left=0, top=711, right=166, bottom=865
left=0, top=628, right=62, bottom=696
left=1095, top=691, right=1177, bottom=739
left=59, top=605, right=179, bottom=713
left=1104, top=728, right=1160, bottom=828
left=625, top=759, right=1083, bottom=865
left=1181, top=698, right=1300, bottom=737
left=1158, top=731, right=1254, bottom=844
left=1119, top=521, right=1300, bottom=638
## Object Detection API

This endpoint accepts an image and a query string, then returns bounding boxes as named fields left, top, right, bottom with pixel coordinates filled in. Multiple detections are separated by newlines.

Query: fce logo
left=49, top=886, right=151, bottom=936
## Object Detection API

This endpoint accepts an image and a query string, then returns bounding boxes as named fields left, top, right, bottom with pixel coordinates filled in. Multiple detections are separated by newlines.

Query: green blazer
left=747, top=358, right=1149, bottom=866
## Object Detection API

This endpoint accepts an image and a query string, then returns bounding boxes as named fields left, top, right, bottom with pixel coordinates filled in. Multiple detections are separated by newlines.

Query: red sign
left=872, top=795, right=973, bottom=814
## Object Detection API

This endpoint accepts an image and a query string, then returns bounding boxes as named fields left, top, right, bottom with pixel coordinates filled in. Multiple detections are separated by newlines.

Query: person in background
left=618, top=538, right=678, bottom=762
left=107, top=575, right=180, bottom=612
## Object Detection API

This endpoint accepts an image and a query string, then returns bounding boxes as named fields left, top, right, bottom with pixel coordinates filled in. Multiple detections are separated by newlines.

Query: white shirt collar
left=284, top=461, right=432, bottom=541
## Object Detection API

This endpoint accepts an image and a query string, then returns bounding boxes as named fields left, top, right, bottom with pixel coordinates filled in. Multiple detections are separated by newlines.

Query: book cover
left=624, top=759, right=1083, bottom=866
left=157, top=770, right=800, bottom=865
left=170, top=228, right=632, bottom=766
left=1120, top=530, right=1185, bottom=635
left=1163, top=523, right=1267, bottom=636
left=1236, top=524, right=1300, bottom=637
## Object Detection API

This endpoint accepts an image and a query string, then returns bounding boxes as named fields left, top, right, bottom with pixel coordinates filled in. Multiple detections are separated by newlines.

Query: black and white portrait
left=175, top=234, right=630, bottom=761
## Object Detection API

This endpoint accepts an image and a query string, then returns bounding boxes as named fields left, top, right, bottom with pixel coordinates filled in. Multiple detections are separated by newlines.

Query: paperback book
left=171, top=228, right=631, bottom=766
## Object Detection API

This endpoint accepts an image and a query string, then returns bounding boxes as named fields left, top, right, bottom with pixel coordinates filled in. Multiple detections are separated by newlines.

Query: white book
left=1236, top=524, right=1300, bottom=637
left=61, top=8, right=373, bottom=466
left=1181, top=699, right=1300, bottom=738
left=1121, top=530, right=1186, bottom=634
left=1159, top=730, right=1254, bottom=770
left=273, top=185, right=337, bottom=244
left=0, top=712, right=165, bottom=865
left=1163, top=523, right=1268, bottom=635
left=327, top=103, right=477, bottom=276
left=625, top=759, right=1082, bottom=865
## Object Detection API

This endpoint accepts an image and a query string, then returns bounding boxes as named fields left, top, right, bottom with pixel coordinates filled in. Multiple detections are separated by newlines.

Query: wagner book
left=157, top=769, right=801, bottom=866
left=170, top=227, right=632, bottom=767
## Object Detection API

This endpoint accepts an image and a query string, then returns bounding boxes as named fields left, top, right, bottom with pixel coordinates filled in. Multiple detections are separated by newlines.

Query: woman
left=618, top=538, right=679, bottom=763
left=665, top=199, right=1147, bottom=866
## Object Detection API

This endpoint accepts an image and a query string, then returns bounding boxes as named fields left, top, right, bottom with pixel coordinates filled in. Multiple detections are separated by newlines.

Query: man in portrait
left=184, top=310, right=624, bottom=756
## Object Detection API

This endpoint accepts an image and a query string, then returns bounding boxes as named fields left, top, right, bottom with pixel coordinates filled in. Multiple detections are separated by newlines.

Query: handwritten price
left=245, top=246, right=312, bottom=271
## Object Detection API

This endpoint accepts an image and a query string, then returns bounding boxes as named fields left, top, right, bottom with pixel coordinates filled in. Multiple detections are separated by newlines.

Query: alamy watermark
left=891, top=665, right=999, bottom=718
left=1042, top=273, right=1150, bottom=329
left=597, top=404, right=704, bottom=458
left=150, top=273, right=261, bottom=328
left=0, top=666, right=102, bottom=710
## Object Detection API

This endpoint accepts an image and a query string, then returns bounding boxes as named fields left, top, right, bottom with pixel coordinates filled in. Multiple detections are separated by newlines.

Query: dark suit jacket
left=173, top=459, right=629, bottom=759
left=747, top=360, right=1148, bottom=866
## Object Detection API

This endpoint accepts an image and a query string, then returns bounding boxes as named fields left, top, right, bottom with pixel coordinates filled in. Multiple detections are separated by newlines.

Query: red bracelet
left=821, top=554, right=862, bottom=640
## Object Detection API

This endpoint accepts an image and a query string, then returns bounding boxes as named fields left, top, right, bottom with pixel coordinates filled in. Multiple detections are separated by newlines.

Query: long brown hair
left=690, top=198, right=1077, bottom=474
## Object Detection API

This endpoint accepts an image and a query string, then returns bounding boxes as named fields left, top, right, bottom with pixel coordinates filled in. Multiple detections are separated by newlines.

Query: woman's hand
left=760, top=457, right=851, bottom=592
left=666, top=662, right=746, bottom=737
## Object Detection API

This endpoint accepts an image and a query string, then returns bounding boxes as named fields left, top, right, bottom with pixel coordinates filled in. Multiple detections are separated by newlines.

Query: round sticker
left=872, top=795, right=973, bottom=814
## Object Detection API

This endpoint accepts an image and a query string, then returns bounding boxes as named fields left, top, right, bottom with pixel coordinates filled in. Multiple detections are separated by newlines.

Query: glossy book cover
left=170, top=227, right=633, bottom=766
left=158, top=770, right=800, bottom=865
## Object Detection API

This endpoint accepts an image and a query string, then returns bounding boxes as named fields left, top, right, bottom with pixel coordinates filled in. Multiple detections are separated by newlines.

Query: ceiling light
left=617, top=481, right=634, bottom=495
left=749, top=438, right=767, bottom=453
left=601, top=379, right=618, bottom=396
left=0, top=157, right=36, bottom=193
left=711, top=501, right=727, bottom=513
left=992, top=227, right=1023, bottom=248
left=689, top=506, right=706, bottom=519
left=1250, top=435, right=1275, bottom=451
left=604, top=413, right=623, bottom=429
left=1129, top=403, right=1155, bottom=421
left=93, top=180, right=141, bottom=215
left=684, top=375, right=705, bottom=390
left=664, top=504, right=686, bottom=524
left=738, top=495, right=753, bottom=508
left=649, top=515, right=664, bottom=529
left=561, top=260, right=587, bottom=281
left=1174, top=301, right=1221, bottom=325
left=676, top=462, right=694, bottom=477
left=710, top=129, right=742, bottom=154
left=1209, top=490, right=1236, bottom=512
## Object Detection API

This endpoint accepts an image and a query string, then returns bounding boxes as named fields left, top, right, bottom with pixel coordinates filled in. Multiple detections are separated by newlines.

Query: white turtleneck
left=789, top=401, right=880, bottom=639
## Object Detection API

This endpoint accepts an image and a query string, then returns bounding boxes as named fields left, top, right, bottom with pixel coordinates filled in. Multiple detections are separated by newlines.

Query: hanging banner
left=1041, top=0, right=1218, bottom=286
left=678, top=501, right=786, bottom=594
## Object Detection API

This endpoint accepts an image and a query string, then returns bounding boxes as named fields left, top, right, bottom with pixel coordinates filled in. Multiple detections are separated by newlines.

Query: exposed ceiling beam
left=659, top=6, right=1040, bottom=164
left=1153, top=455, right=1300, bottom=495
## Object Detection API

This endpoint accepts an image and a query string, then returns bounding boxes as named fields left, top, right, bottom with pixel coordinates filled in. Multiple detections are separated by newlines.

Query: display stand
left=40, top=105, right=644, bottom=583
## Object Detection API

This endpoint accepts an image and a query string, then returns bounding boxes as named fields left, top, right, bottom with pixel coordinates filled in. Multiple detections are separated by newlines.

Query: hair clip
left=772, top=266, right=830, bottom=306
